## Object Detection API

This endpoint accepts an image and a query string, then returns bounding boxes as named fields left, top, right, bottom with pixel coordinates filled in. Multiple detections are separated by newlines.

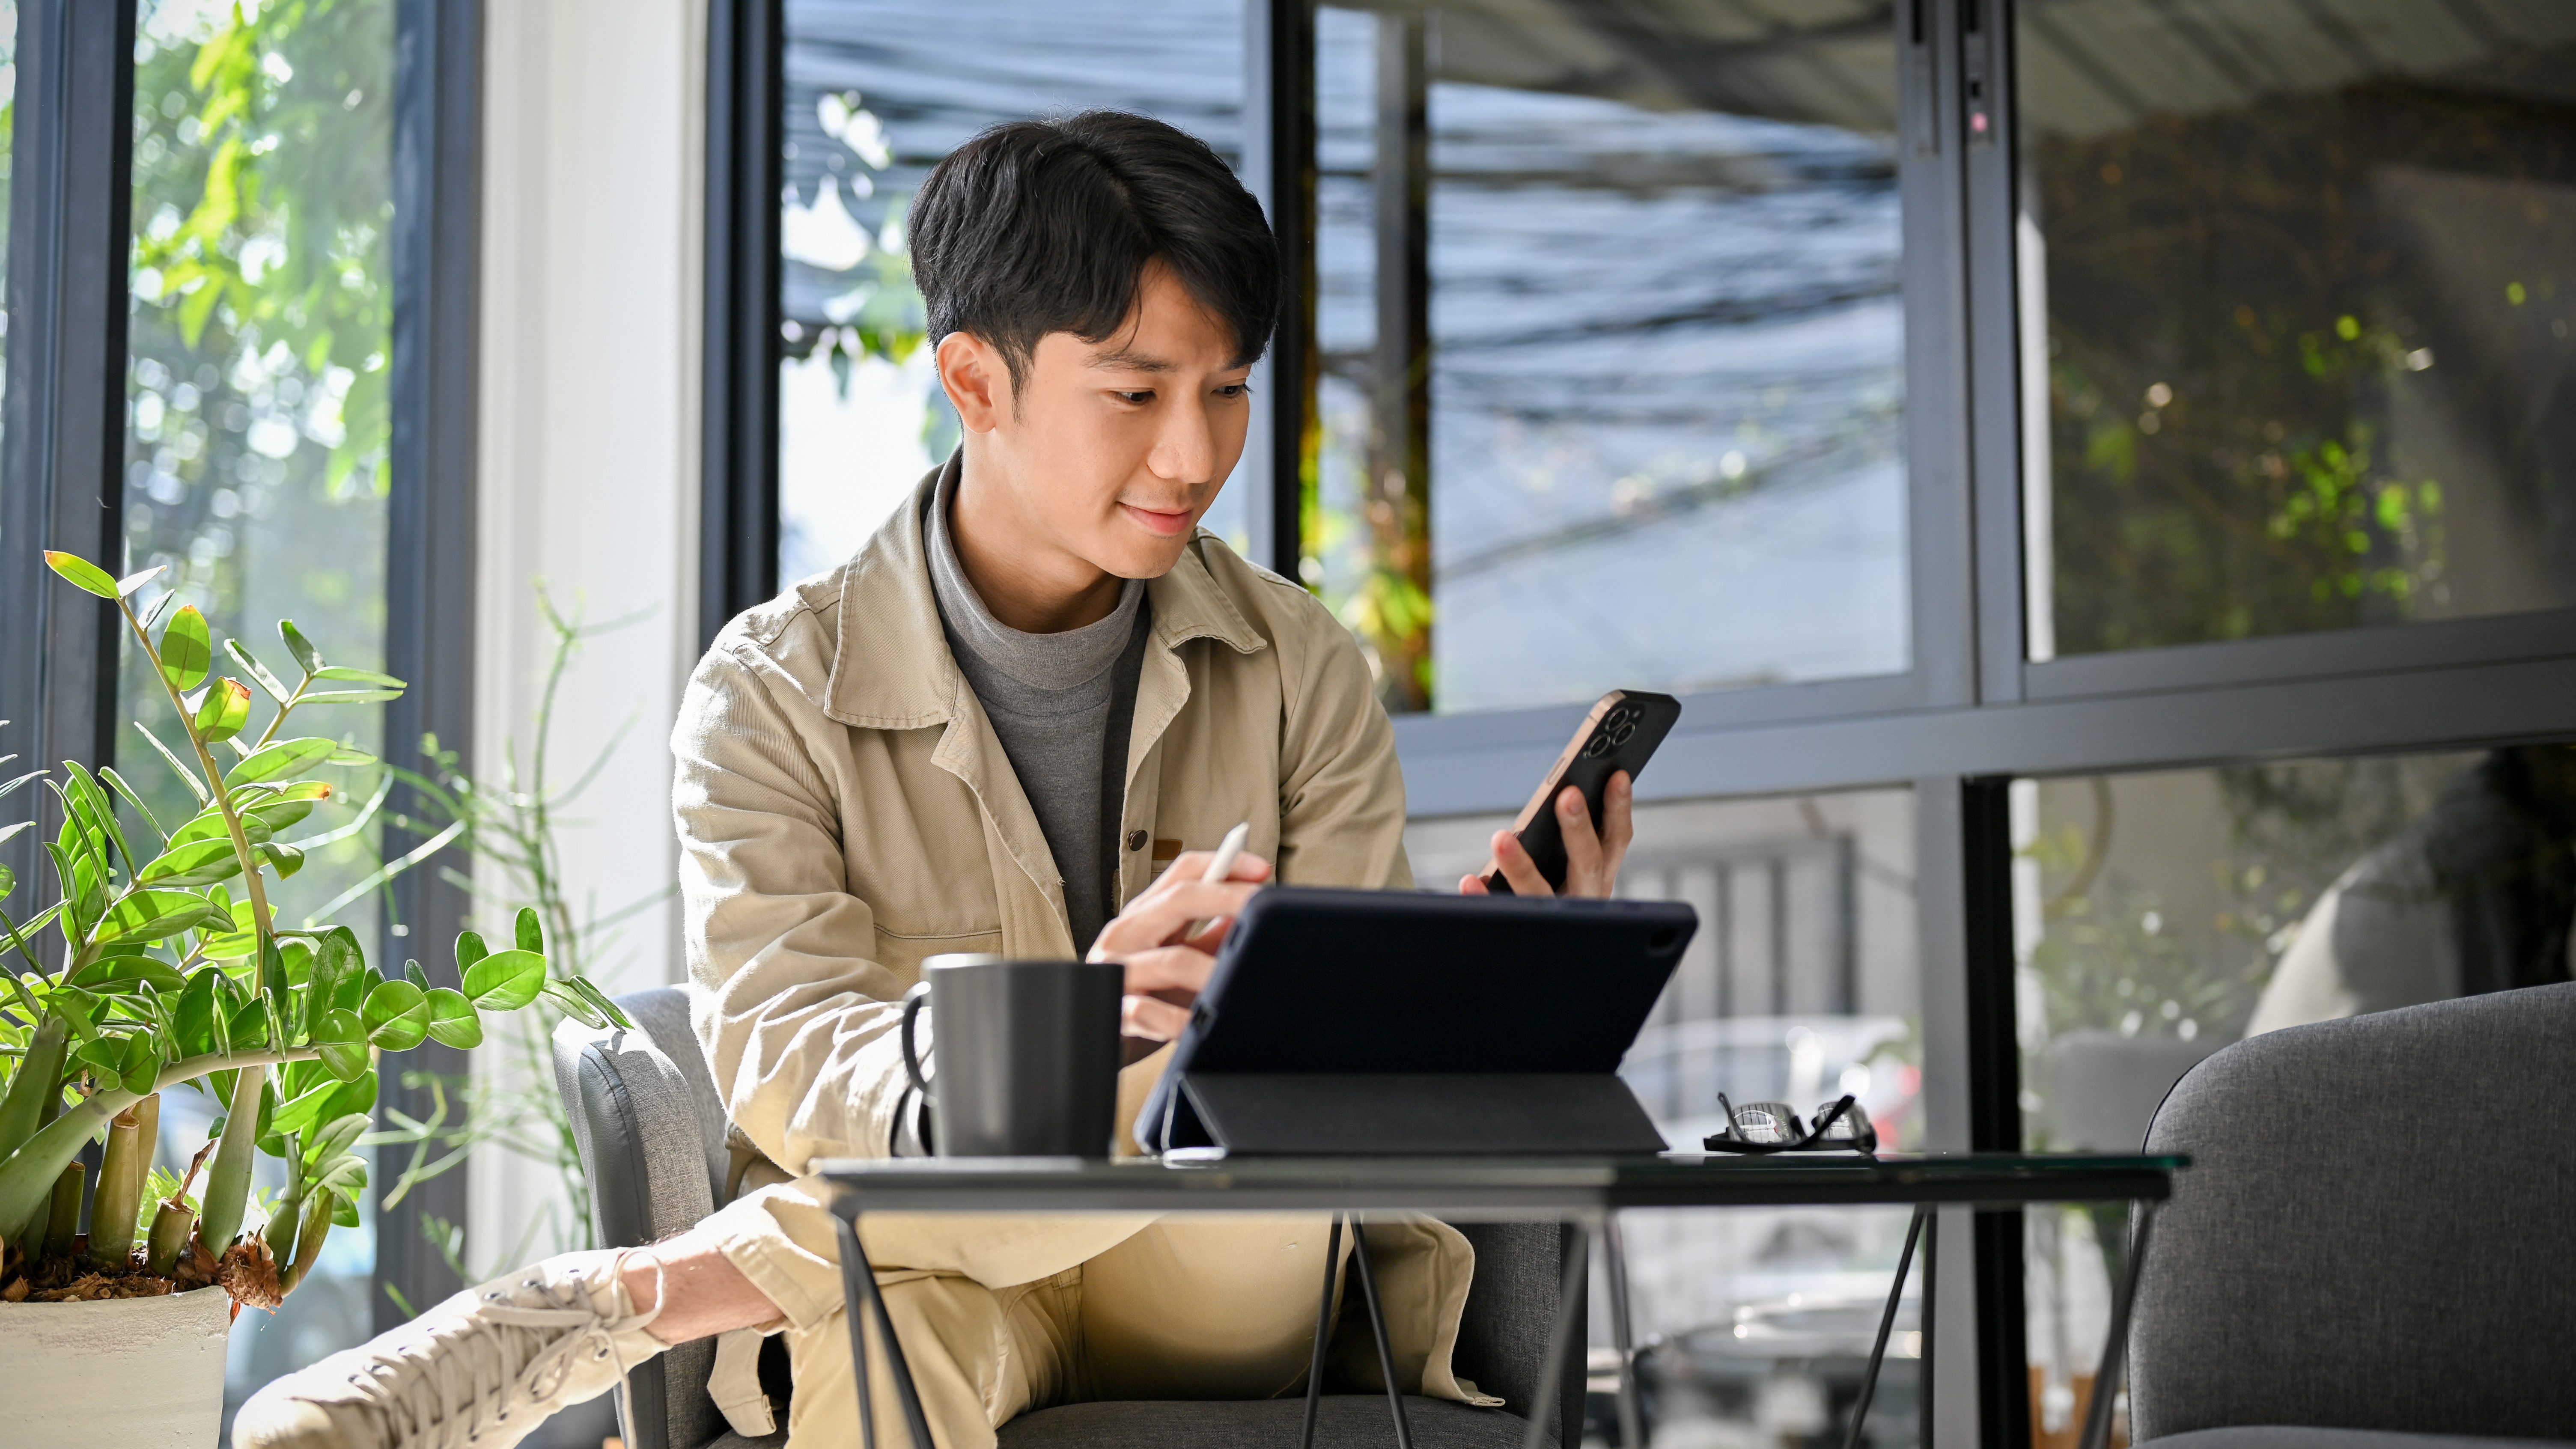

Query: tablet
left=1135, top=886, right=1696, bottom=1152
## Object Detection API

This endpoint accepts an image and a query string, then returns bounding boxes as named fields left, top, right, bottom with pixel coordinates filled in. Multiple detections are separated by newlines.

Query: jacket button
left=1126, top=830, right=1148, bottom=852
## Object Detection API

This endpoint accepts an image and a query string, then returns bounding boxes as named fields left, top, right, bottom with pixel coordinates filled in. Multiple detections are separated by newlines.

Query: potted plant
left=0, top=551, right=630, bottom=1448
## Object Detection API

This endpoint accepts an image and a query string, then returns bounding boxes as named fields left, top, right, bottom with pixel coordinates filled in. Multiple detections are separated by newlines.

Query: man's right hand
left=1088, top=847, right=1271, bottom=1041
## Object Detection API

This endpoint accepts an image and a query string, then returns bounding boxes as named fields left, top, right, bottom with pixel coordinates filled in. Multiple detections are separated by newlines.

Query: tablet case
left=1137, top=887, right=1695, bottom=1156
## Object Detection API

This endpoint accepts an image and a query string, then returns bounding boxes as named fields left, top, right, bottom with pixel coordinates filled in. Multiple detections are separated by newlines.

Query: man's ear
left=937, top=332, right=1013, bottom=433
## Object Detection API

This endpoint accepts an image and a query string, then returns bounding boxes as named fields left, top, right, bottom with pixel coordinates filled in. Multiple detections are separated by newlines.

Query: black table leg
left=1600, top=1216, right=1641, bottom=1449
left=1843, top=1204, right=1928, bottom=1449
left=1301, top=1214, right=1345, bottom=1449
left=1520, top=1219, right=1591, bottom=1449
left=2076, top=1200, right=2158, bottom=1449
left=1349, top=1219, right=1416, bottom=1449
left=834, top=1210, right=938, bottom=1449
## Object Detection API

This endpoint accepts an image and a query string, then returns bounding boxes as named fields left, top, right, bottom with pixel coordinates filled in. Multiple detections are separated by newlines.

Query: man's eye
left=1215, top=384, right=1249, bottom=399
left=1115, top=390, right=1154, bottom=405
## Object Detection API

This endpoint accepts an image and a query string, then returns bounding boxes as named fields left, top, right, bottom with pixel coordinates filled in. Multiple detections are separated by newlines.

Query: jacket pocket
left=870, top=924, right=1004, bottom=979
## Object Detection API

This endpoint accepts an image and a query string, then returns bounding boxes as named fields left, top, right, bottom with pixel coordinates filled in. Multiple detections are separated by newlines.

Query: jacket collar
left=821, top=455, right=1266, bottom=727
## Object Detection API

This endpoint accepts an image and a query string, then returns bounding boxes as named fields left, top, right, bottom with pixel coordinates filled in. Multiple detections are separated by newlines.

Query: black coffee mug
left=899, top=955, right=1124, bottom=1157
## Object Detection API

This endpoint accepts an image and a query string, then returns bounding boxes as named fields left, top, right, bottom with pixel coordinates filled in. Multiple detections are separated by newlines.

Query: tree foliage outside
left=119, top=0, right=399, bottom=946
left=2036, top=72, right=2576, bottom=655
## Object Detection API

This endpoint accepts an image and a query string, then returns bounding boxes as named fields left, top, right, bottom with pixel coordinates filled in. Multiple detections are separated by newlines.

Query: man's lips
left=1119, top=502, right=1195, bottom=537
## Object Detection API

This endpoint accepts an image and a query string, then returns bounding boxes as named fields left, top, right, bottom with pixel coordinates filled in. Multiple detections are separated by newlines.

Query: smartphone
left=1481, top=689, right=1681, bottom=894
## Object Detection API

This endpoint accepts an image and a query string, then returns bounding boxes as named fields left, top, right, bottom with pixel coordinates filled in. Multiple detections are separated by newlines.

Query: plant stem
left=114, top=597, right=279, bottom=947
left=41, top=1161, right=83, bottom=1258
left=0, top=1013, right=69, bottom=1162
left=86, top=1099, right=150, bottom=1269
left=277, top=1186, right=333, bottom=1295
left=145, top=1197, right=197, bottom=1276
left=194, top=1062, right=266, bottom=1253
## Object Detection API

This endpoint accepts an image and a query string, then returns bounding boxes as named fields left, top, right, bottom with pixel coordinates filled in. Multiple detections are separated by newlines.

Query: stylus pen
left=1181, top=821, right=1252, bottom=940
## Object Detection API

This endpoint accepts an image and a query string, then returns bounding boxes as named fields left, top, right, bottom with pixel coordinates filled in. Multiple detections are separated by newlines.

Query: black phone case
left=1487, top=690, right=1682, bottom=893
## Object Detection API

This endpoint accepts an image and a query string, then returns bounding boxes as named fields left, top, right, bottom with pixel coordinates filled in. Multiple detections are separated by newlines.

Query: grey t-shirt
left=925, top=460, right=1150, bottom=954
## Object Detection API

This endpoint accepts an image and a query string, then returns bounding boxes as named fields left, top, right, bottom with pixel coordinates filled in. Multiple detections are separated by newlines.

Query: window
left=119, top=0, right=402, bottom=1413
left=776, top=0, right=1252, bottom=584
left=2011, top=744, right=2575, bottom=1443
left=1414, top=788, right=1925, bottom=1445
left=2016, top=1, right=2576, bottom=659
left=1311, top=2, right=1910, bottom=714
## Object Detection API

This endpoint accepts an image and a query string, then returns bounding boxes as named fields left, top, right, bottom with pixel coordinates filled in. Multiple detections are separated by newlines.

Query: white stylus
left=1182, top=821, right=1252, bottom=940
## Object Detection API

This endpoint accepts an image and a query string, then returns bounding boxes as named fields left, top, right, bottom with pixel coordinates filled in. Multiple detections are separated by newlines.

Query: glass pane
left=1412, top=788, right=1924, bottom=1447
left=2013, top=745, right=2576, bottom=1442
left=120, top=0, right=397, bottom=1422
left=2019, top=3, right=2576, bottom=659
left=1313, top=1, right=1909, bottom=714
left=778, top=0, right=1250, bottom=583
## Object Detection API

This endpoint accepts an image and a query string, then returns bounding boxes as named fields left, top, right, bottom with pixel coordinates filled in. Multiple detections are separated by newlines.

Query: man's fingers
left=1120, top=944, right=1216, bottom=997
left=1557, top=786, right=1606, bottom=893
left=1123, top=993, right=1191, bottom=1042
left=1489, top=829, right=1553, bottom=897
left=1093, top=879, right=1263, bottom=955
left=1458, top=872, right=1492, bottom=896
left=1603, top=771, right=1636, bottom=854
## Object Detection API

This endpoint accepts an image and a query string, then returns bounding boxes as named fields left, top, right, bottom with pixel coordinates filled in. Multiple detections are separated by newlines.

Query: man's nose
left=1146, top=395, right=1217, bottom=484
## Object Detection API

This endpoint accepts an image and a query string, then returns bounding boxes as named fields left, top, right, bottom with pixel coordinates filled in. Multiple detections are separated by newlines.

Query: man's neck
left=947, top=448, right=1126, bottom=634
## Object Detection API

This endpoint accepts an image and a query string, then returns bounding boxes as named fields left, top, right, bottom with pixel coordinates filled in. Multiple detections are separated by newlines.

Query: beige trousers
left=700, top=1178, right=1491, bottom=1449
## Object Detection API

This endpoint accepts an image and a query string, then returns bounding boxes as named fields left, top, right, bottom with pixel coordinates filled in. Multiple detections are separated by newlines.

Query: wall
left=468, top=0, right=707, bottom=1272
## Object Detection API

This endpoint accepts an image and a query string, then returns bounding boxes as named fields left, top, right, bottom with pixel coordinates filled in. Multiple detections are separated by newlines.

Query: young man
left=236, top=110, right=1633, bottom=1449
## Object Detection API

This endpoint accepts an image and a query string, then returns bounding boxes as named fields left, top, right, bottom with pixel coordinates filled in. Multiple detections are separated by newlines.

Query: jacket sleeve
left=1271, top=587, right=1417, bottom=891
left=673, top=641, right=917, bottom=1174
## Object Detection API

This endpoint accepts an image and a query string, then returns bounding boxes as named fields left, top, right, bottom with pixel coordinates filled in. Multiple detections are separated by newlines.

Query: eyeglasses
left=1704, top=1093, right=1879, bottom=1157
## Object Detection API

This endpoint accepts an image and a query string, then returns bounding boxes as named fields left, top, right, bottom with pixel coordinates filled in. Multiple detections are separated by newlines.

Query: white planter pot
left=0, top=1285, right=233, bottom=1449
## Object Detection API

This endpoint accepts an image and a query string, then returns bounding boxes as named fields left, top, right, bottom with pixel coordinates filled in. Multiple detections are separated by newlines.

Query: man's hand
left=1089, top=847, right=1272, bottom=1041
left=1461, top=770, right=1635, bottom=900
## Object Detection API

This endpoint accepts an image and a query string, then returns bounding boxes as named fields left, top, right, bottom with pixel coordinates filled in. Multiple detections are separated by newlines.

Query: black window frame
left=695, top=5, right=2576, bottom=1446
left=0, top=0, right=489, bottom=1336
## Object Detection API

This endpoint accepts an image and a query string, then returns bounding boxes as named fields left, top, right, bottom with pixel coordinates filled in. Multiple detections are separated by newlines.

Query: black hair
left=907, top=110, right=1281, bottom=388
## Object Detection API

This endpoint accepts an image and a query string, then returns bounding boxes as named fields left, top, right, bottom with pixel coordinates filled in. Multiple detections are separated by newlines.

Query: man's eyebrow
left=1085, top=346, right=1176, bottom=373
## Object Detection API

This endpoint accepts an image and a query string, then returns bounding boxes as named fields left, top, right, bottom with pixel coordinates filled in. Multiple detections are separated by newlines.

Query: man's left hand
left=1461, top=770, right=1634, bottom=899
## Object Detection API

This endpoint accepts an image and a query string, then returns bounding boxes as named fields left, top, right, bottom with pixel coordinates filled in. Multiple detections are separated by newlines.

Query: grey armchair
left=2129, top=981, right=2576, bottom=1449
left=553, top=987, right=1582, bottom=1449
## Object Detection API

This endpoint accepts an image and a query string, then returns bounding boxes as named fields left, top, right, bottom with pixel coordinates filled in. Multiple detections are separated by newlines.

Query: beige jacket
left=673, top=466, right=1415, bottom=1175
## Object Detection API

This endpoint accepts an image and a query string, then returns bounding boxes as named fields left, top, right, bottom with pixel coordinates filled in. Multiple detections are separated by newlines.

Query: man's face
left=941, top=260, right=1253, bottom=583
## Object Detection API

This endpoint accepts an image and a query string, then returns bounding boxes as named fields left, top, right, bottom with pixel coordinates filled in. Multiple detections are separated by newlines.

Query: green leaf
left=310, top=927, right=362, bottom=1003
left=71, top=956, right=188, bottom=994
left=160, top=606, right=213, bottom=692
left=461, top=949, right=545, bottom=1010
left=267, top=1077, right=340, bottom=1138
left=314, top=1029, right=369, bottom=1082
left=325, top=744, right=378, bottom=767
left=45, top=551, right=119, bottom=598
left=225, top=639, right=295, bottom=706
left=174, top=969, right=221, bottom=1056
left=515, top=907, right=544, bottom=956
left=330, top=1193, right=362, bottom=1229
left=226, top=996, right=276, bottom=1055
left=0, top=862, right=13, bottom=896
left=119, top=1030, right=162, bottom=1096
left=309, top=666, right=405, bottom=687
left=423, top=988, right=483, bottom=1048
left=114, top=564, right=166, bottom=598
left=455, top=931, right=488, bottom=976
left=189, top=678, right=254, bottom=743
left=98, top=766, right=168, bottom=847
left=361, top=979, right=430, bottom=1050
left=226, top=738, right=336, bottom=786
left=541, top=976, right=610, bottom=1029
left=307, top=1112, right=370, bottom=1166
left=94, top=889, right=222, bottom=944
left=259, top=842, right=306, bottom=878
left=134, top=723, right=211, bottom=807
left=137, top=836, right=247, bottom=887
left=403, top=958, right=430, bottom=991
left=279, top=620, right=323, bottom=675
left=261, top=934, right=290, bottom=1004
left=292, top=689, right=405, bottom=705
